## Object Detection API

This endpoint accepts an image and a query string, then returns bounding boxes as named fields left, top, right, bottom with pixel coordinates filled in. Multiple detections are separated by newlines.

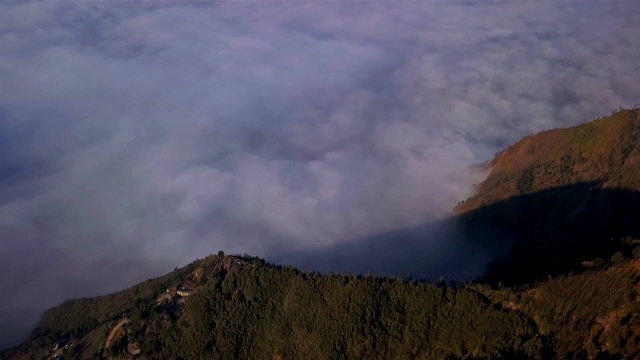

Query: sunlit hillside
left=457, top=108, right=640, bottom=214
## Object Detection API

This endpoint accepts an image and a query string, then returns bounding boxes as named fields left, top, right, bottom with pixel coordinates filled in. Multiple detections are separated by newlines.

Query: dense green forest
left=3, top=251, right=640, bottom=360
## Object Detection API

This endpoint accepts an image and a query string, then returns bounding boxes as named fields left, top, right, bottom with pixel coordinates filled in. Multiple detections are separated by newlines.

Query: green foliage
left=7, top=257, right=550, bottom=360
left=139, top=266, right=545, bottom=360
left=517, top=166, right=535, bottom=193
left=518, top=261, right=640, bottom=359
left=6, top=256, right=640, bottom=360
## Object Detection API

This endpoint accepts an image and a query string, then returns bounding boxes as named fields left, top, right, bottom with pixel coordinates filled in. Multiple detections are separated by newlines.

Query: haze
left=1, top=1, right=640, bottom=349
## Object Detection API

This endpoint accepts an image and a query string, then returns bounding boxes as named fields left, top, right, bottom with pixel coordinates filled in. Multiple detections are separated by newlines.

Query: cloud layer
left=1, top=1, right=640, bottom=349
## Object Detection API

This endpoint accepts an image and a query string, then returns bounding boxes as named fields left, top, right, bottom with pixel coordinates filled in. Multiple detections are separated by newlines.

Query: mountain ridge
left=3, top=253, right=639, bottom=360
left=456, top=108, right=640, bottom=215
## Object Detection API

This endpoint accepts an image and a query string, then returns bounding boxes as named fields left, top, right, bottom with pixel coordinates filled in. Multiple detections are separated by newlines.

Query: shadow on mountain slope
left=269, top=216, right=507, bottom=282
left=273, top=181, right=640, bottom=286
left=457, top=181, right=640, bottom=285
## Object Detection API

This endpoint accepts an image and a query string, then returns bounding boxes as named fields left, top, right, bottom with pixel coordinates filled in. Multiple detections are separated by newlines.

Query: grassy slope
left=457, top=108, right=640, bottom=215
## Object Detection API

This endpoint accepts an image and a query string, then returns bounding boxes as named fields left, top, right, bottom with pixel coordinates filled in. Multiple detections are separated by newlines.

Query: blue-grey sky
left=1, top=1, right=640, bottom=349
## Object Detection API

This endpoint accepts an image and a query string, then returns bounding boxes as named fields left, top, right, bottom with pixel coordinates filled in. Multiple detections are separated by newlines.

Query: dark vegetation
left=518, top=262, right=640, bottom=359
left=3, top=254, right=640, bottom=360
left=153, top=259, right=546, bottom=359
left=478, top=258, right=640, bottom=360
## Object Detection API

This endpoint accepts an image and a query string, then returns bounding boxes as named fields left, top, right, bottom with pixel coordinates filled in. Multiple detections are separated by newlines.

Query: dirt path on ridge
left=104, top=318, right=130, bottom=349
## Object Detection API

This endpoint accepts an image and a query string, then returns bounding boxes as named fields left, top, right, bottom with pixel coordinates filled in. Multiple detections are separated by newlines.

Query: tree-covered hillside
left=3, top=252, right=640, bottom=360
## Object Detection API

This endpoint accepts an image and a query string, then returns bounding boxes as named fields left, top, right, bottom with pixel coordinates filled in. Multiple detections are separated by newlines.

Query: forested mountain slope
left=3, top=253, right=640, bottom=360
left=455, top=109, right=640, bottom=284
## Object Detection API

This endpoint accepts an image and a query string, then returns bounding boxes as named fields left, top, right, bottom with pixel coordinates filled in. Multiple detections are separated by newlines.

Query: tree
left=610, top=251, right=625, bottom=264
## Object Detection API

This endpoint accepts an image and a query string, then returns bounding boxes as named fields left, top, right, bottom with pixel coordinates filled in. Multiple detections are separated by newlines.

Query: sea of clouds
left=1, top=1, right=639, bottom=349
